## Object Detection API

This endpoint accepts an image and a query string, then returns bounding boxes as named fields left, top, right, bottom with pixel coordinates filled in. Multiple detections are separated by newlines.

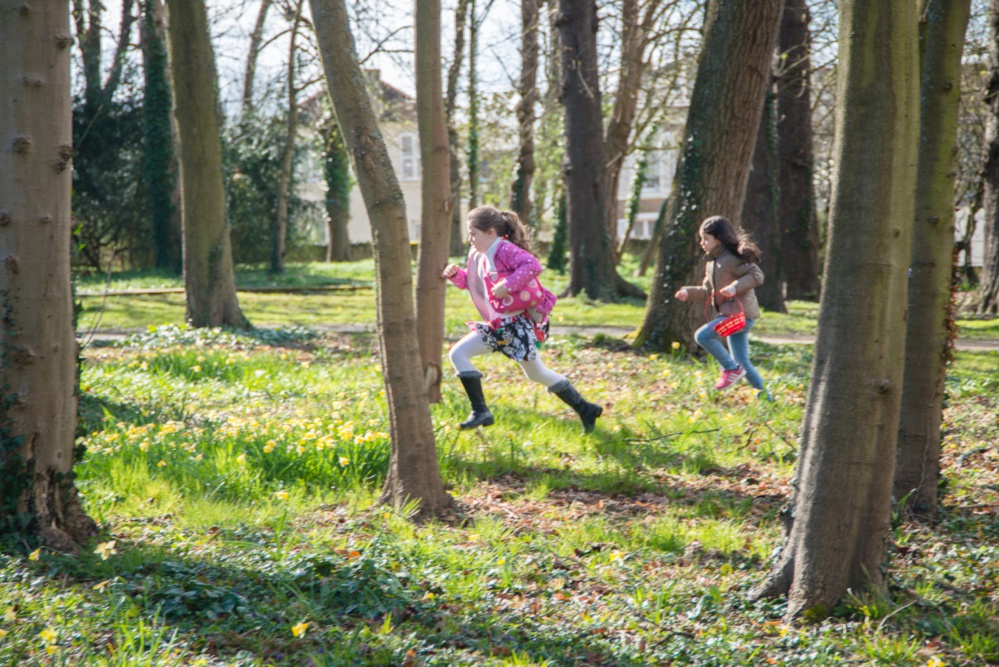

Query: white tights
left=448, top=331, right=566, bottom=388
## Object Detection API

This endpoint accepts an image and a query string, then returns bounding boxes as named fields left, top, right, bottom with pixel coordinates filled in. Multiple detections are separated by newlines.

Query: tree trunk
left=777, top=0, right=821, bottom=301
left=272, top=0, right=305, bottom=274
left=511, top=0, right=539, bottom=225
left=415, top=0, right=453, bottom=404
left=309, top=0, right=453, bottom=518
left=752, top=0, right=919, bottom=621
left=604, top=0, right=661, bottom=246
left=141, top=0, right=183, bottom=274
left=741, top=90, right=786, bottom=313
left=0, top=0, right=97, bottom=551
left=557, top=0, right=644, bottom=301
left=468, top=0, right=480, bottom=210
left=633, top=0, right=783, bottom=350
left=242, top=0, right=273, bottom=117
left=323, top=118, right=352, bottom=262
left=446, top=0, right=471, bottom=257
left=166, top=0, right=248, bottom=328
left=896, top=0, right=971, bottom=519
left=979, top=0, right=999, bottom=314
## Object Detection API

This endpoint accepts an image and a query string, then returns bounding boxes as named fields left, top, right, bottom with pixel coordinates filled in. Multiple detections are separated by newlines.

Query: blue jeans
left=694, top=317, right=765, bottom=390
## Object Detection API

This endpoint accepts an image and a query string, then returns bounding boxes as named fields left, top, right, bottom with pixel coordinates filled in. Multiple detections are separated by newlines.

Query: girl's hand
left=674, top=288, right=689, bottom=301
left=492, top=280, right=510, bottom=298
left=719, top=284, right=738, bottom=298
left=442, top=264, right=460, bottom=279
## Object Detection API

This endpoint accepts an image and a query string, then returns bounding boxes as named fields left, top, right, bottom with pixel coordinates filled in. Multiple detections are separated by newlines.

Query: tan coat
left=682, top=246, right=765, bottom=320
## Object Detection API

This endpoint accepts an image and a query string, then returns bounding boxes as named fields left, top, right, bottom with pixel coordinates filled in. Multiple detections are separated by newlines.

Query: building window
left=400, top=133, right=420, bottom=181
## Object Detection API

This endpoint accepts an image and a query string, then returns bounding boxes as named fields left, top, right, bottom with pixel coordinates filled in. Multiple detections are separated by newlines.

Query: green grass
left=2, top=311, right=996, bottom=665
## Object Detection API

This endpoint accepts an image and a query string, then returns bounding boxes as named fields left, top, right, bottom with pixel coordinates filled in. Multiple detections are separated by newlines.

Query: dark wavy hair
left=467, top=205, right=534, bottom=254
left=699, top=215, right=761, bottom=263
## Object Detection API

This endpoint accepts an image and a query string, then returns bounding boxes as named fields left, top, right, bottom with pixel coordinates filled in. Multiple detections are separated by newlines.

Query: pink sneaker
left=715, top=366, right=746, bottom=390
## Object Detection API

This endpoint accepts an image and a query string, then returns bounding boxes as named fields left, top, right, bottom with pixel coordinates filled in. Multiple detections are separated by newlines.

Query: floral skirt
left=470, top=312, right=549, bottom=362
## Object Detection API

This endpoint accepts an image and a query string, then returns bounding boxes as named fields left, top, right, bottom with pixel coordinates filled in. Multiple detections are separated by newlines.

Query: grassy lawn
left=2, top=296, right=997, bottom=663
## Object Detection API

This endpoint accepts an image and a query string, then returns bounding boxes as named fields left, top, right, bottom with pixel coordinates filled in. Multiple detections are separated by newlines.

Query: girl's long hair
left=467, top=205, right=534, bottom=255
left=700, top=215, right=761, bottom=263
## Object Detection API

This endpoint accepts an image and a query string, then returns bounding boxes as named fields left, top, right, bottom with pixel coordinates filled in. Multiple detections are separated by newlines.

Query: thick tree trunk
left=979, top=0, right=999, bottom=314
left=511, top=0, right=539, bottom=225
left=141, top=0, right=182, bottom=274
left=446, top=0, right=471, bottom=257
left=777, top=0, right=821, bottom=301
left=741, top=90, right=786, bottom=313
left=415, top=0, right=453, bottom=404
left=272, top=0, right=305, bottom=274
left=634, top=0, right=783, bottom=350
left=242, top=0, right=273, bottom=117
left=896, top=0, right=971, bottom=519
left=753, top=0, right=919, bottom=621
left=557, top=0, right=644, bottom=300
left=309, top=0, right=453, bottom=518
left=166, top=0, right=248, bottom=328
left=323, top=119, right=352, bottom=262
left=0, top=0, right=97, bottom=550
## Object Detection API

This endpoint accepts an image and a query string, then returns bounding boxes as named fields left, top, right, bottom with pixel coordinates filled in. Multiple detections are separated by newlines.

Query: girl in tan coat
left=675, top=216, right=771, bottom=398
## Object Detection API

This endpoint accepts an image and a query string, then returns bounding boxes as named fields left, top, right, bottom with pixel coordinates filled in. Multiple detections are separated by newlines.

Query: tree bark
left=979, top=0, right=999, bottom=314
left=242, top=0, right=273, bottom=117
left=777, top=0, right=821, bottom=301
left=752, top=0, right=920, bottom=621
left=634, top=0, right=783, bottom=350
left=511, top=0, right=540, bottom=225
left=468, top=0, right=480, bottom=210
left=272, top=0, right=305, bottom=274
left=895, top=0, right=971, bottom=520
left=141, top=0, right=183, bottom=274
left=446, top=0, right=471, bottom=257
left=741, top=90, right=787, bottom=313
left=415, top=0, right=453, bottom=404
left=0, top=0, right=98, bottom=550
left=323, top=117, right=352, bottom=262
left=165, top=0, right=248, bottom=328
left=309, top=0, right=453, bottom=518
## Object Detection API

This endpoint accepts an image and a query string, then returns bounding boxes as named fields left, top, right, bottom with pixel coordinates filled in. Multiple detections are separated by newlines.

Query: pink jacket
left=447, top=239, right=557, bottom=321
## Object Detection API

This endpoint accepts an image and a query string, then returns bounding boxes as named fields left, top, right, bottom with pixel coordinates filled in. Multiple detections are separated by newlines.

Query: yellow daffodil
left=672, top=341, right=681, bottom=349
left=45, top=645, right=58, bottom=655
left=193, top=454, right=203, bottom=462
left=39, top=628, right=57, bottom=643
left=927, top=658, right=945, bottom=667
left=139, top=440, right=150, bottom=452
left=93, top=580, right=110, bottom=592
left=609, top=551, right=625, bottom=563
left=291, top=621, right=310, bottom=637
left=263, top=440, right=276, bottom=453
left=94, top=540, right=117, bottom=560
left=191, top=365, right=201, bottom=373
left=274, top=490, right=289, bottom=501
left=0, top=629, right=8, bottom=639
left=157, top=460, right=166, bottom=468
left=339, top=457, right=350, bottom=467
left=28, top=548, right=41, bottom=561
left=649, top=353, right=659, bottom=361
left=236, top=453, right=247, bottom=464
left=422, top=591, right=435, bottom=600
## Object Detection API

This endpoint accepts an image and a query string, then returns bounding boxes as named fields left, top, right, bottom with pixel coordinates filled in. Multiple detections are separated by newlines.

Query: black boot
left=458, top=371, right=494, bottom=429
left=549, top=379, right=603, bottom=433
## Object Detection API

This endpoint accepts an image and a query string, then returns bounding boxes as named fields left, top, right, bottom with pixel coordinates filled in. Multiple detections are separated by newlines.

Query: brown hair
left=699, top=215, right=761, bottom=263
left=467, top=205, right=534, bottom=254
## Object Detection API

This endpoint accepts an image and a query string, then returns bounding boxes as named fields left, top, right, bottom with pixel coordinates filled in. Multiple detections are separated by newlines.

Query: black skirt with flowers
left=471, top=313, right=549, bottom=362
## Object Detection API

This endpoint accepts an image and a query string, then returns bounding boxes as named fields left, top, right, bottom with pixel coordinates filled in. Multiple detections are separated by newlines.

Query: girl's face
left=467, top=223, right=498, bottom=253
left=699, top=230, right=720, bottom=253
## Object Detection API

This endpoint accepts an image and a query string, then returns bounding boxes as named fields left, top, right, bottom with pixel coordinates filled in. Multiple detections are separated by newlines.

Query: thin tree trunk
left=272, top=0, right=305, bottom=274
left=511, top=0, right=540, bottom=224
left=0, top=0, right=97, bottom=550
left=741, top=90, right=786, bottom=313
left=468, top=0, right=480, bottom=210
left=243, top=0, right=273, bottom=116
left=634, top=0, right=783, bottom=350
left=446, top=0, right=471, bottom=257
left=895, top=0, right=971, bottom=520
left=753, top=0, right=919, bottom=620
left=309, top=0, right=453, bottom=518
left=323, top=117, right=352, bottom=262
left=415, top=0, right=453, bottom=404
left=979, top=0, right=999, bottom=314
left=777, top=0, right=821, bottom=301
left=166, top=0, right=248, bottom=328
left=141, top=0, right=182, bottom=274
